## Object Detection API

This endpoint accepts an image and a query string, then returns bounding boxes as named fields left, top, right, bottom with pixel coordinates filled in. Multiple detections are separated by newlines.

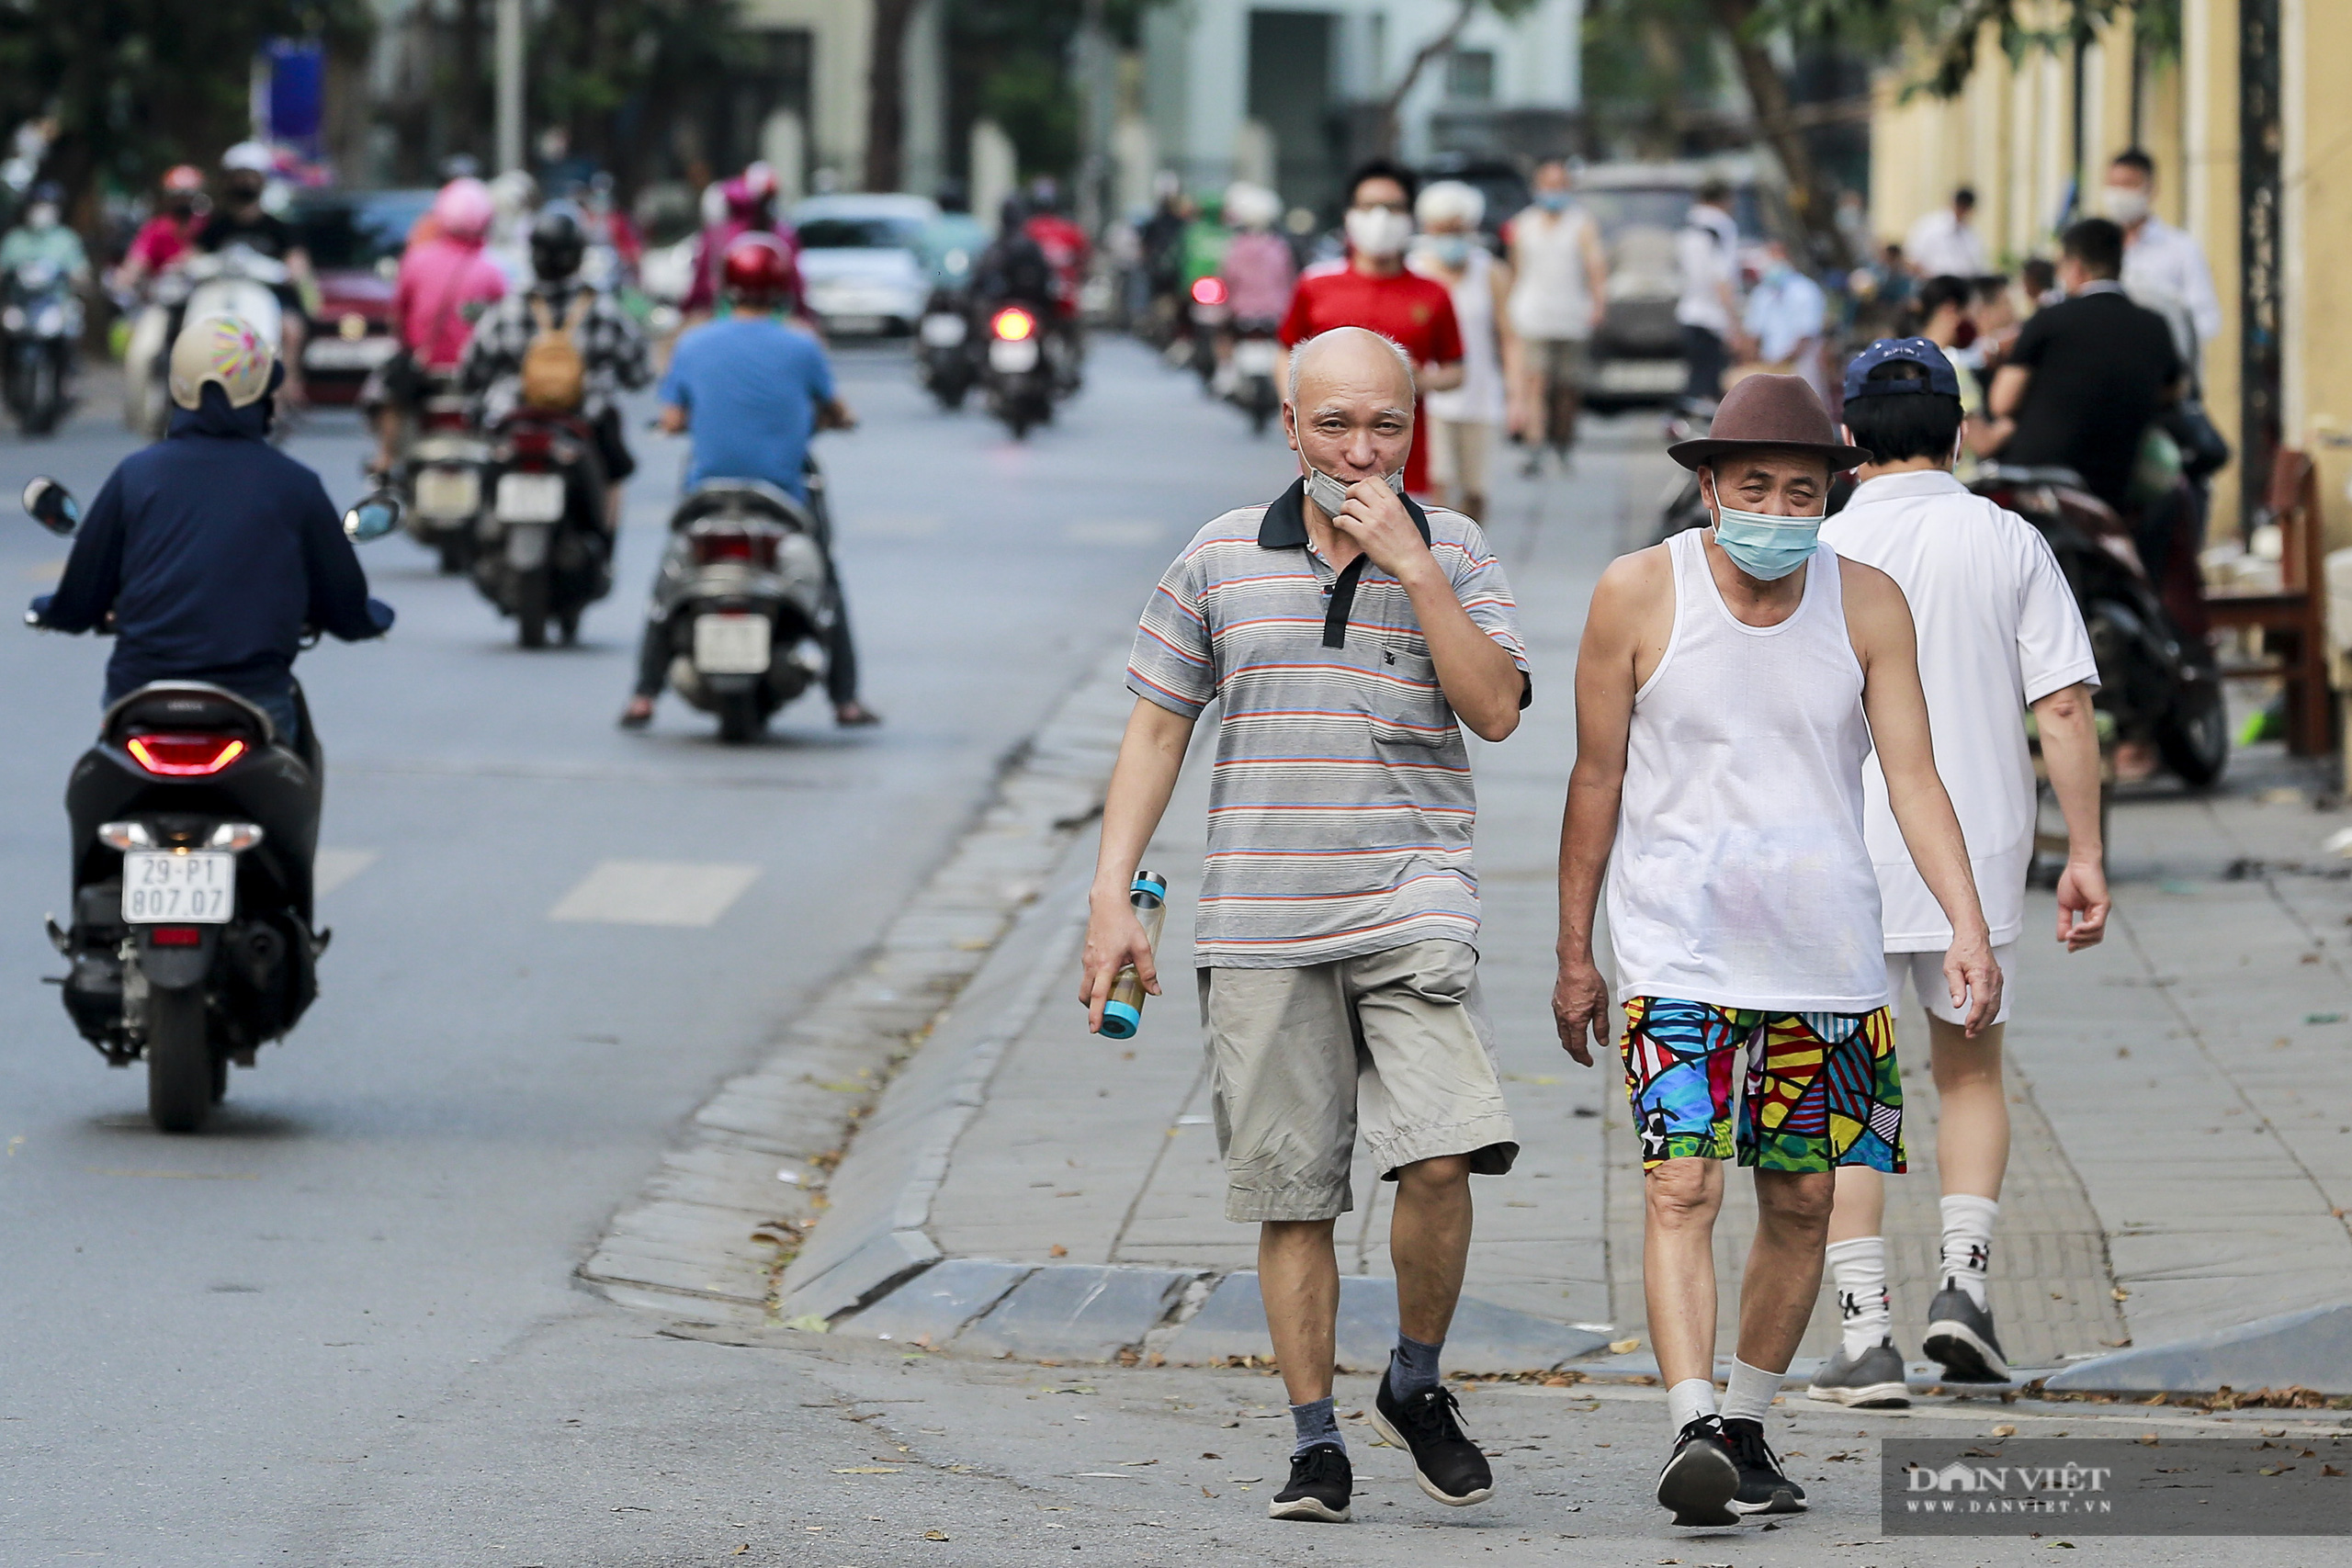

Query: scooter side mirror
left=344, top=488, right=402, bottom=544
left=22, top=477, right=80, bottom=537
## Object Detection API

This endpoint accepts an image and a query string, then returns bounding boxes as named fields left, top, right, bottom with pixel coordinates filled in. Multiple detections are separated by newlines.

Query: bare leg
left=1734, top=1168, right=1836, bottom=1371
left=605, top=482, right=627, bottom=536
left=1643, top=1156, right=1725, bottom=1387
left=370, top=406, right=401, bottom=474
left=1388, top=1154, right=1474, bottom=1343
left=1827, top=1163, right=1886, bottom=1244
left=279, top=316, right=309, bottom=406
left=1260, top=1218, right=1340, bottom=1406
left=1929, top=1019, right=2008, bottom=1199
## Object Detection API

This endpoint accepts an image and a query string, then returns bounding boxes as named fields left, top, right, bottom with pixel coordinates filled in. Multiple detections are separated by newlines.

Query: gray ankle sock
left=1289, top=1396, right=1341, bottom=1455
left=1387, top=1333, right=1443, bottom=1401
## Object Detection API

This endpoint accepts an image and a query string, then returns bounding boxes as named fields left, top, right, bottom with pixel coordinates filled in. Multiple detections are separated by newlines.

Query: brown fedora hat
left=1667, top=373, right=1871, bottom=472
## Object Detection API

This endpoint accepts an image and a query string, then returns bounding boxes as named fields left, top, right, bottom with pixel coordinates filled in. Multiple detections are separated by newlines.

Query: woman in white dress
left=1408, top=181, right=1518, bottom=522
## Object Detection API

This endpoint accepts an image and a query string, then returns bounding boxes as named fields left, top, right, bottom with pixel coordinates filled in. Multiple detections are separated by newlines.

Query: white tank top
left=1606, top=529, right=1890, bottom=1013
left=1508, top=205, right=1596, bottom=341
left=1421, top=247, right=1507, bottom=424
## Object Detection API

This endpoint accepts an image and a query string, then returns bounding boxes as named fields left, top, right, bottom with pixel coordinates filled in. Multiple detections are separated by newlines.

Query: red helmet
left=721, top=231, right=796, bottom=308
left=161, top=164, right=206, bottom=195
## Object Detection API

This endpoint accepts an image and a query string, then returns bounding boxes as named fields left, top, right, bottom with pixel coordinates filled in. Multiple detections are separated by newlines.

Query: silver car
left=790, top=194, right=937, bottom=337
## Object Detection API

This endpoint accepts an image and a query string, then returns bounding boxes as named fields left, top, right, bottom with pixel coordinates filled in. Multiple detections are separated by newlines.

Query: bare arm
left=1977, top=363, right=2031, bottom=454
left=2031, top=681, right=2109, bottom=951
left=1419, top=358, right=1464, bottom=393
left=1580, top=220, right=1610, bottom=333
left=1333, top=480, right=1522, bottom=739
left=657, top=404, right=688, bottom=434
left=1490, top=259, right=1523, bottom=396
left=817, top=396, right=856, bottom=431
left=1079, top=697, right=1197, bottom=1032
left=1845, top=561, right=2002, bottom=1032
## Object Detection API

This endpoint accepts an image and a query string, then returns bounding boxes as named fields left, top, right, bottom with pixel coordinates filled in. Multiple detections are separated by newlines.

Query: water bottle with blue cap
left=1098, top=871, right=1167, bottom=1040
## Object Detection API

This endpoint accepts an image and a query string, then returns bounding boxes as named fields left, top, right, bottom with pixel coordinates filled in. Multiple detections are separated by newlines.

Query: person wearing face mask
left=1408, top=180, right=1516, bottom=521
left=1085, top=325, right=1528, bottom=1528
left=1739, top=239, right=1830, bottom=405
left=2, top=182, right=91, bottom=282
left=1809, top=340, right=2106, bottom=1407
left=1278, top=161, right=1464, bottom=500
left=2104, top=149, right=2221, bottom=355
left=114, top=166, right=208, bottom=295
left=1505, top=158, right=1607, bottom=475
left=194, top=142, right=315, bottom=406
left=1554, top=371, right=1997, bottom=1528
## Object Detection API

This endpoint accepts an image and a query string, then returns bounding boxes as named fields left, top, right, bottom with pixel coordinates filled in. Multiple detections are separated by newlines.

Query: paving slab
left=833, top=1258, right=1035, bottom=1345
left=953, top=1264, right=1200, bottom=1363
left=1154, top=1270, right=1613, bottom=1373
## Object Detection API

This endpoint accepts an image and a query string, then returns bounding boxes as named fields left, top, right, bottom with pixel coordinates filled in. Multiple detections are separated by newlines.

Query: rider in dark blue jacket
left=32, top=315, right=392, bottom=742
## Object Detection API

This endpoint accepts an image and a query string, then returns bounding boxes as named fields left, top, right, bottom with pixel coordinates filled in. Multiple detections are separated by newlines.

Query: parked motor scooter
left=475, top=410, right=613, bottom=647
left=915, top=285, right=978, bottom=411
left=981, top=302, right=1055, bottom=440
left=20, top=477, right=401, bottom=1133
left=3, top=258, right=81, bottom=436
left=396, top=376, right=490, bottom=574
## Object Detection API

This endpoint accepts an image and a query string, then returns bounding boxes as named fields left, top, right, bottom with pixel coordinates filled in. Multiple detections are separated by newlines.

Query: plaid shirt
left=459, top=280, right=650, bottom=421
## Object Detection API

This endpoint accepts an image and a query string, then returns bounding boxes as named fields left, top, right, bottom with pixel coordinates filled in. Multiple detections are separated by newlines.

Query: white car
left=789, top=194, right=937, bottom=336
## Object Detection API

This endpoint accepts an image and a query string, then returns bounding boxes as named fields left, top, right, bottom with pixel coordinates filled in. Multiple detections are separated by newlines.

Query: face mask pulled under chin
left=1305, top=466, right=1405, bottom=517
left=1344, top=207, right=1413, bottom=258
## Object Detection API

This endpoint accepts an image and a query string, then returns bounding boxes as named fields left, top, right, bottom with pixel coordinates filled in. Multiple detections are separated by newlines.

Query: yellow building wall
left=2284, top=0, right=2352, bottom=548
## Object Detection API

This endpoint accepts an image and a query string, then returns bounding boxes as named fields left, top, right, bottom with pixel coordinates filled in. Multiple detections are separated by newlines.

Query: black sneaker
left=1923, top=1279, right=2010, bottom=1383
left=1720, top=1416, right=1807, bottom=1515
left=1267, top=1442, right=1352, bottom=1522
left=1806, top=1338, right=1912, bottom=1407
left=1655, top=1416, right=1739, bottom=1527
left=1371, top=1377, right=1495, bottom=1506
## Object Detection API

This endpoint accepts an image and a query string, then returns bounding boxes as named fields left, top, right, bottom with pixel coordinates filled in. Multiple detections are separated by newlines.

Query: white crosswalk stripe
left=548, top=859, right=761, bottom=927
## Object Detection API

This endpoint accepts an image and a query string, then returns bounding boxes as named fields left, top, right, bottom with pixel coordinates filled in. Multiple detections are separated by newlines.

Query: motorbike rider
left=619, top=233, right=877, bottom=730
left=684, top=163, right=803, bottom=321
left=368, top=176, right=508, bottom=475
left=457, top=204, right=650, bottom=535
left=2, top=182, right=92, bottom=283
left=193, top=142, right=316, bottom=406
left=28, top=315, right=392, bottom=745
left=112, top=166, right=208, bottom=295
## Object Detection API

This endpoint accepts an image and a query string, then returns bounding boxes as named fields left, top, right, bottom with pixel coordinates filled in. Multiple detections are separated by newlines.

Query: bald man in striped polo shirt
left=1080, top=327, right=1532, bottom=1525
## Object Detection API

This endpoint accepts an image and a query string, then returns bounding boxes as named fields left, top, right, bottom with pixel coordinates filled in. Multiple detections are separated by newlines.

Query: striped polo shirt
left=1127, top=478, right=1528, bottom=968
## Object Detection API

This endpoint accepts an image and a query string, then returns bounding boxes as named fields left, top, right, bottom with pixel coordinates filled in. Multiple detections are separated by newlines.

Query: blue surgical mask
left=1711, top=499, right=1823, bottom=581
left=1421, top=233, right=1473, bottom=268
left=1536, top=190, right=1570, bottom=213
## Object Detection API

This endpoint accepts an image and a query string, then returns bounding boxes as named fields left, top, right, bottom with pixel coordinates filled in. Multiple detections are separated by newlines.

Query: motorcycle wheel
left=558, top=607, right=581, bottom=647
left=1005, top=408, right=1033, bottom=440
left=24, top=352, right=60, bottom=436
left=2157, top=671, right=2231, bottom=787
left=516, top=569, right=550, bottom=649
left=435, top=535, right=471, bottom=575
left=715, top=692, right=763, bottom=744
left=146, top=985, right=213, bottom=1134
left=932, top=380, right=968, bottom=412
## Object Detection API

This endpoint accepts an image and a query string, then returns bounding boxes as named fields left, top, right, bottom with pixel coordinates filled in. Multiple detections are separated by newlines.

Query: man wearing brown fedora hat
left=1550, top=374, right=2001, bottom=1527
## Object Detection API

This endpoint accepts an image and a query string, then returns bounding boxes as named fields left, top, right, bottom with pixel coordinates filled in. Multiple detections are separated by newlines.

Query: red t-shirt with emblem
left=1278, top=263, right=1464, bottom=496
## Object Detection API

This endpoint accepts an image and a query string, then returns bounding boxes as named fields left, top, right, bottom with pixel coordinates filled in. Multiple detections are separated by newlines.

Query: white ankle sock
left=1825, top=1235, right=1892, bottom=1359
left=1719, top=1358, right=1784, bottom=1425
left=1666, top=1377, right=1717, bottom=1435
left=1940, top=1193, right=1999, bottom=1308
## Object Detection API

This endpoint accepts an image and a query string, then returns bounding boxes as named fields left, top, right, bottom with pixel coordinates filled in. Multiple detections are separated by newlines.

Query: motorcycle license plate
left=414, top=466, right=481, bottom=520
left=496, top=472, right=566, bottom=524
left=920, top=312, right=967, bottom=347
left=989, top=337, right=1040, bottom=374
left=1235, top=339, right=1280, bottom=374
left=694, top=613, right=772, bottom=675
left=122, top=850, right=234, bottom=924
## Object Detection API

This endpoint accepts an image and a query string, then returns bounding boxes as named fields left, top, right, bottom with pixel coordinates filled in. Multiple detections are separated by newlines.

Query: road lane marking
left=548, top=859, right=761, bottom=927
left=313, top=849, right=379, bottom=897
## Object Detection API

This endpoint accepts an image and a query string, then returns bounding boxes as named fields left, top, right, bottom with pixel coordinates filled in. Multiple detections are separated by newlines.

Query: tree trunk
left=864, top=0, right=923, bottom=193
left=1708, top=0, right=1853, bottom=271
left=1374, top=0, right=1479, bottom=156
left=453, top=0, right=486, bottom=164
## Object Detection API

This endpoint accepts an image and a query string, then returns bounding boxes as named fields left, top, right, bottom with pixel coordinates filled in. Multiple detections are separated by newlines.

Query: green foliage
left=1743, top=0, right=2177, bottom=99
left=944, top=0, right=1164, bottom=179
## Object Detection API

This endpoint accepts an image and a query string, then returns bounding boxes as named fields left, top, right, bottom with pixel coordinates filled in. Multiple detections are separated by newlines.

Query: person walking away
left=112, top=166, right=207, bottom=296
left=195, top=142, right=316, bottom=407
left=1675, top=179, right=1743, bottom=412
left=1505, top=158, right=1607, bottom=474
left=1215, top=181, right=1295, bottom=389
left=2103, top=150, right=2221, bottom=357
left=1084, top=326, right=1529, bottom=1524
left=29, top=315, right=391, bottom=747
left=620, top=234, right=876, bottom=731
left=1904, top=187, right=1989, bottom=280
left=458, top=205, right=651, bottom=536
left=1804, top=339, right=2109, bottom=1404
left=1553, top=373, right=1999, bottom=1526
left=367, top=177, right=507, bottom=475
left=1740, top=241, right=1830, bottom=405
left=1279, top=161, right=1464, bottom=500
left=1409, top=181, right=1516, bottom=521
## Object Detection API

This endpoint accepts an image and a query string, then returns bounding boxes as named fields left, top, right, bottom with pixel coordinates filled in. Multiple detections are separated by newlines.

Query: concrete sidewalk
left=748, top=417, right=2352, bottom=1389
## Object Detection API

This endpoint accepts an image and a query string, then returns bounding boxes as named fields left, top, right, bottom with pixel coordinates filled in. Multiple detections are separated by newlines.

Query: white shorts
left=1884, top=943, right=2014, bottom=1028
left=1424, top=416, right=1494, bottom=499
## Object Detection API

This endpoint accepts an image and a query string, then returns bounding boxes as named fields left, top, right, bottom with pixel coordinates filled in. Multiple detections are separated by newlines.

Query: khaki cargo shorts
left=1198, top=938, right=1520, bottom=1223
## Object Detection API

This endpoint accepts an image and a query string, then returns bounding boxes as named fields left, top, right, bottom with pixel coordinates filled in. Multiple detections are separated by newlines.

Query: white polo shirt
left=1821, top=469, right=2098, bottom=950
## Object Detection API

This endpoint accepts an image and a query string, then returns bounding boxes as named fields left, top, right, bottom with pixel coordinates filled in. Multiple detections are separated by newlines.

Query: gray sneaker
left=1923, top=1280, right=2010, bottom=1383
left=1806, top=1338, right=1912, bottom=1407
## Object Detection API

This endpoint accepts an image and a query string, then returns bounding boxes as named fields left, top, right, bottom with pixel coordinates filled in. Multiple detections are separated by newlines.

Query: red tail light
left=508, top=428, right=555, bottom=457
left=425, top=407, right=469, bottom=431
left=691, top=528, right=780, bottom=569
left=151, top=926, right=204, bottom=946
left=1191, top=276, right=1227, bottom=307
left=991, top=307, right=1035, bottom=342
left=126, top=733, right=247, bottom=776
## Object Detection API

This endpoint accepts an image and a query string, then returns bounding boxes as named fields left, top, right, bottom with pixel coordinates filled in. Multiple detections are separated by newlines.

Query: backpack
left=518, top=290, right=593, bottom=412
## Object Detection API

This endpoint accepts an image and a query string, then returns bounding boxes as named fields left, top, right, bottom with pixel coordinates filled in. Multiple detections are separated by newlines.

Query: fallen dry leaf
left=2322, top=1464, right=2344, bottom=1476
left=1047, top=1244, right=1068, bottom=1258
left=729, top=1546, right=748, bottom=1557
left=2111, top=1287, right=2132, bottom=1302
left=1991, top=1425, right=2018, bottom=1438
left=1609, top=1337, right=1643, bottom=1355
left=924, top=1528, right=949, bottom=1540
left=1200, top=1451, right=1219, bottom=1459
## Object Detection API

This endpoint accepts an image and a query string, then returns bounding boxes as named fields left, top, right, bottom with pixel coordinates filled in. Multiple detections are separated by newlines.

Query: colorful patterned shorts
left=1620, top=997, right=1905, bottom=1174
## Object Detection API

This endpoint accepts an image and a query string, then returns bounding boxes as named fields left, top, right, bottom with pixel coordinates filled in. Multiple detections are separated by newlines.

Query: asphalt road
left=0, top=338, right=1300, bottom=1563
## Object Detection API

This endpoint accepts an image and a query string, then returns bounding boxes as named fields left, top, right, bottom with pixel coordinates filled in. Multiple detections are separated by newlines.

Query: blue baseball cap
left=1843, top=336, right=1962, bottom=401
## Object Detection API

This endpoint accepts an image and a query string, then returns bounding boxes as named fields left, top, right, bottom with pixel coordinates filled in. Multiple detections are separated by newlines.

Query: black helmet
left=529, top=203, right=587, bottom=282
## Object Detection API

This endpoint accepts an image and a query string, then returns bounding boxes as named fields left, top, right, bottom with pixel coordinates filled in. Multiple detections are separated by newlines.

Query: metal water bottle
left=1099, top=872, right=1167, bottom=1040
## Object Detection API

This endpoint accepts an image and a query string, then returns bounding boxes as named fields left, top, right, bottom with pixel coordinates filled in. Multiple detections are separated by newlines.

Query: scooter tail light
left=508, top=428, right=556, bottom=458
left=424, top=408, right=469, bottom=431
left=150, top=926, right=204, bottom=947
left=991, top=307, right=1035, bottom=342
left=126, top=733, right=247, bottom=776
left=692, top=529, right=779, bottom=569
left=97, top=821, right=156, bottom=851
left=1191, top=276, right=1227, bottom=307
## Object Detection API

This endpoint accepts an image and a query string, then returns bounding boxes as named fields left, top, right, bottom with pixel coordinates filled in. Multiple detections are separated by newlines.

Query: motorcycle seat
left=672, top=479, right=813, bottom=534
left=103, top=682, right=278, bottom=749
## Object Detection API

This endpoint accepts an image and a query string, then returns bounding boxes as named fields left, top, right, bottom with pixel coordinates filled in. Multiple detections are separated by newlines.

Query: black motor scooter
left=476, top=409, right=613, bottom=647
left=980, top=302, right=1055, bottom=440
left=21, top=478, right=401, bottom=1132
